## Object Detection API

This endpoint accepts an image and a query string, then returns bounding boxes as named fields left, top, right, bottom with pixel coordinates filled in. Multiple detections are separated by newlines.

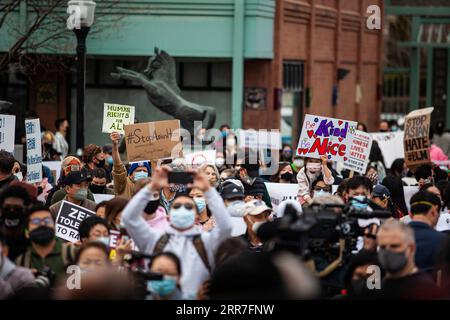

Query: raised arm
left=110, top=132, right=127, bottom=195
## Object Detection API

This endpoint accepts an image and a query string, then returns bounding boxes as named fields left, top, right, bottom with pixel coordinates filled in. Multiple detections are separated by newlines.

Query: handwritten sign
left=0, top=115, right=15, bottom=152
left=55, top=201, right=95, bottom=243
left=124, top=120, right=182, bottom=162
left=370, top=131, right=404, bottom=168
left=403, top=107, right=434, bottom=167
left=343, top=130, right=373, bottom=174
left=296, top=114, right=357, bottom=162
left=184, top=150, right=216, bottom=167
left=102, top=103, right=135, bottom=134
left=25, top=119, right=42, bottom=183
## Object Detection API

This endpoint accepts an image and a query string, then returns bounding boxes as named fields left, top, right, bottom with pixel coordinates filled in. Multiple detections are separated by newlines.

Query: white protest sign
left=93, top=193, right=115, bottom=204
left=370, top=131, right=404, bottom=169
left=42, top=161, right=62, bottom=183
left=343, top=130, right=373, bottom=174
left=55, top=201, right=95, bottom=243
left=404, top=186, right=419, bottom=212
left=102, top=103, right=135, bottom=134
left=0, top=115, right=15, bottom=152
left=184, top=150, right=216, bottom=167
left=437, top=208, right=450, bottom=232
left=297, top=114, right=357, bottom=162
left=238, top=130, right=281, bottom=150
left=264, top=182, right=299, bottom=212
left=25, top=119, right=42, bottom=183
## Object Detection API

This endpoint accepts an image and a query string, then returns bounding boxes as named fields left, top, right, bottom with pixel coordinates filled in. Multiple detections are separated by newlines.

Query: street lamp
left=67, top=0, right=96, bottom=151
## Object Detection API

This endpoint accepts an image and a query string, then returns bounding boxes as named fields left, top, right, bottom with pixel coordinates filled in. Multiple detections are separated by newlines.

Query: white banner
left=264, top=182, right=299, bottom=212
left=371, top=131, right=404, bottom=169
left=25, top=119, right=42, bottom=183
left=0, top=115, right=15, bottom=153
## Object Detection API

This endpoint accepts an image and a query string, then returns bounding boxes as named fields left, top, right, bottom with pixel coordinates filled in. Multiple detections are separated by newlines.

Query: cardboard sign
left=238, top=130, right=281, bottom=150
left=264, top=182, right=300, bottom=212
left=25, top=119, right=42, bottom=183
left=296, top=114, right=357, bottom=162
left=124, top=120, right=182, bottom=162
left=343, top=130, right=373, bottom=174
left=371, top=131, right=404, bottom=169
left=55, top=201, right=95, bottom=243
left=93, top=193, right=115, bottom=204
left=102, top=103, right=135, bottom=134
left=0, top=115, right=15, bottom=152
left=403, top=107, right=434, bottom=167
left=184, top=150, right=216, bottom=167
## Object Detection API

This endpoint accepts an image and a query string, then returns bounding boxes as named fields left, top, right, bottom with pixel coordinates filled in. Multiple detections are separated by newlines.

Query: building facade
left=0, top=0, right=383, bottom=151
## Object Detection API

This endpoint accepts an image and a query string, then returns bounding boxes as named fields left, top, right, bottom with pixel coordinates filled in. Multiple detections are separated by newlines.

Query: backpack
left=153, top=233, right=211, bottom=273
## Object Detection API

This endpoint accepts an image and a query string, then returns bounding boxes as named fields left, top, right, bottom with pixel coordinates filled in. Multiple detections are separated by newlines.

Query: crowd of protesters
left=1, top=119, right=450, bottom=300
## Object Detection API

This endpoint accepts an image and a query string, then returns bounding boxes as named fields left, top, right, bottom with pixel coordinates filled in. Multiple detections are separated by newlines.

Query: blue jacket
left=409, top=221, right=447, bottom=273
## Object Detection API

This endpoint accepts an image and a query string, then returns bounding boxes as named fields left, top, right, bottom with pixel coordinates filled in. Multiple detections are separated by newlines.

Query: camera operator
left=0, top=229, right=35, bottom=299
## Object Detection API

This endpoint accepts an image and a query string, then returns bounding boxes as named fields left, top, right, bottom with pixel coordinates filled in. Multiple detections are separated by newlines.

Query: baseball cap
left=373, top=184, right=391, bottom=199
left=243, top=199, right=272, bottom=216
left=64, top=171, right=92, bottom=186
left=221, top=183, right=245, bottom=200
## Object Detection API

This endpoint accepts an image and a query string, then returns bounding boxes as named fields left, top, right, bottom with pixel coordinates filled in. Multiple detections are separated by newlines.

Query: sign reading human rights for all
left=102, top=103, right=135, bottom=134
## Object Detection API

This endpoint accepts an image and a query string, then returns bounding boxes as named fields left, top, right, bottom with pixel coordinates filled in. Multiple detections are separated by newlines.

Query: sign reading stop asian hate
left=403, top=107, right=434, bottom=167
left=296, top=114, right=357, bottom=162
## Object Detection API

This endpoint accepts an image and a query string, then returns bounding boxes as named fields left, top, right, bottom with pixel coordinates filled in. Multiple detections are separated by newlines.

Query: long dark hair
left=382, top=176, right=408, bottom=217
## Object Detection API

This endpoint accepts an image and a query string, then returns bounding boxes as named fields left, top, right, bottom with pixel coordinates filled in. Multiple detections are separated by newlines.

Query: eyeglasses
left=172, top=203, right=195, bottom=210
left=30, top=217, right=53, bottom=226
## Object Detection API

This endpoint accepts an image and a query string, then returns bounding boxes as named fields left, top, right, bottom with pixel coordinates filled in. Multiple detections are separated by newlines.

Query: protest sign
left=403, top=107, right=434, bottom=167
left=124, top=120, right=181, bottom=162
left=25, top=119, right=42, bottom=183
left=264, top=182, right=299, bottom=212
left=404, top=186, right=419, bottom=212
left=296, top=114, right=357, bottom=162
left=343, top=130, right=373, bottom=174
left=184, top=150, right=216, bottom=167
left=371, top=131, right=404, bottom=168
left=238, top=130, right=281, bottom=150
left=102, top=103, right=135, bottom=134
left=0, top=115, right=15, bottom=153
left=108, top=230, right=139, bottom=250
left=55, top=201, right=95, bottom=243
left=42, top=161, right=62, bottom=183
left=93, top=193, right=115, bottom=203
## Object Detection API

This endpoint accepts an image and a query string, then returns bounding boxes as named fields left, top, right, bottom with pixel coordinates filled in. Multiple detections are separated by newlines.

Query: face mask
left=282, top=150, right=292, bottom=158
left=215, top=158, right=225, bottom=169
left=14, top=172, right=23, bottom=181
left=227, top=200, right=246, bottom=217
left=252, top=221, right=265, bottom=233
left=314, top=190, right=331, bottom=198
left=280, top=172, right=293, bottom=181
left=29, top=226, right=55, bottom=246
left=193, top=197, right=206, bottom=212
left=351, top=195, right=369, bottom=211
left=144, top=200, right=160, bottom=215
left=169, top=206, right=195, bottom=229
left=306, top=162, right=321, bottom=173
left=134, top=171, right=148, bottom=182
left=89, top=184, right=106, bottom=194
left=96, top=159, right=106, bottom=168
left=221, top=131, right=228, bottom=138
left=2, top=207, right=26, bottom=229
left=293, top=159, right=303, bottom=168
left=74, top=188, right=88, bottom=201
left=96, top=236, right=110, bottom=246
left=106, top=157, right=114, bottom=166
left=148, top=277, right=177, bottom=297
left=378, top=248, right=408, bottom=274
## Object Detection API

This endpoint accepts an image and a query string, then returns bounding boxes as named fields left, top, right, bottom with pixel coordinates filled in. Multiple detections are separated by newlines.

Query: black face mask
left=1, top=206, right=26, bottom=229
left=44, top=143, right=53, bottom=150
left=29, top=226, right=55, bottom=246
left=144, top=200, right=160, bottom=215
left=90, top=184, right=106, bottom=194
left=96, top=159, right=106, bottom=168
left=280, top=172, right=293, bottom=181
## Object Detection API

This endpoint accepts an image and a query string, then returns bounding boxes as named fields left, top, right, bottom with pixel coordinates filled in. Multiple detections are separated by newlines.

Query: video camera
left=258, top=198, right=392, bottom=277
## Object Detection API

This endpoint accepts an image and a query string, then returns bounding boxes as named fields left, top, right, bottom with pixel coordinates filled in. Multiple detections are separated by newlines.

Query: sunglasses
left=30, top=217, right=53, bottom=226
left=172, top=203, right=195, bottom=210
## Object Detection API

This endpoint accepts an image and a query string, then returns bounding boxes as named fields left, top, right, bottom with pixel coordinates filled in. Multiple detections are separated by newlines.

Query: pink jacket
left=296, top=167, right=334, bottom=204
left=430, top=144, right=449, bottom=161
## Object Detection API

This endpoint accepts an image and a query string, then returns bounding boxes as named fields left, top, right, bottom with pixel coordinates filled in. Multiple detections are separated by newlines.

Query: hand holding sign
left=110, top=131, right=121, bottom=146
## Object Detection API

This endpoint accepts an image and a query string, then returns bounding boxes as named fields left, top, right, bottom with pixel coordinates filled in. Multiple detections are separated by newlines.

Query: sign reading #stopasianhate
left=55, top=201, right=95, bottom=243
left=102, top=103, right=135, bottom=134
left=296, top=114, right=357, bottom=162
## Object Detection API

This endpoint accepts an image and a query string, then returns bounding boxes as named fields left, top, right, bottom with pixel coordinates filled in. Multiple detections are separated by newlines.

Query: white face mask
left=306, top=162, right=321, bottom=173
left=14, top=172, right=23, bottom=181
left=314, top=190, right=331, bottom=198
left=215, top=157, right=225, bottom=168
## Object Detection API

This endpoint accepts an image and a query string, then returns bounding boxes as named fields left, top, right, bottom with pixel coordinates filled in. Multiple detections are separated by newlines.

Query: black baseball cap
left=64, top=171, right=92, bottom=186
left=221, top=183, right=245, bottom=200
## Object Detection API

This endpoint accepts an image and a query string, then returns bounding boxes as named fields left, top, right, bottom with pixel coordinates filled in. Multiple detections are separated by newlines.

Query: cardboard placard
left=25, top=119, right=42, bottom=183
left=55, top=201, right=95, bottom=243
left=264, top=182, right=300, bottom=213
left=184, top=150, right=216, bottom=167
left=370, top=131, right=404, bottom=169
left=102, top=103, right=135, bottom=134
left=238, top=130, right=281, bottom=150
left=342, top=130, right=373, bottom=174
left=296, top=114, right=357, bottom=162
left=403, top=107, right=434, bottom=167
left=124, top=120, right=182, bottom=162
left=0, top=115, right=16, bottom=153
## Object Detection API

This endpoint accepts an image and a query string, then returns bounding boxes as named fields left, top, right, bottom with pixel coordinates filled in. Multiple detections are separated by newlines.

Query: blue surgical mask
left=148, top=277, right=177, bottom=297
left=96, top=236, right=110, bottom=246
left=74, top=188, right=88, bottom=200
left=170, top=207, right=196, bottom=229
left=351, top=195, right=369, bottom=211
left=106, top=157, right=113, bottom=166
left=193, top=197, right=206, bottom=212
left=134, top=171, right=148, bottom=181
left=314, top=190, right=330, bottom=198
